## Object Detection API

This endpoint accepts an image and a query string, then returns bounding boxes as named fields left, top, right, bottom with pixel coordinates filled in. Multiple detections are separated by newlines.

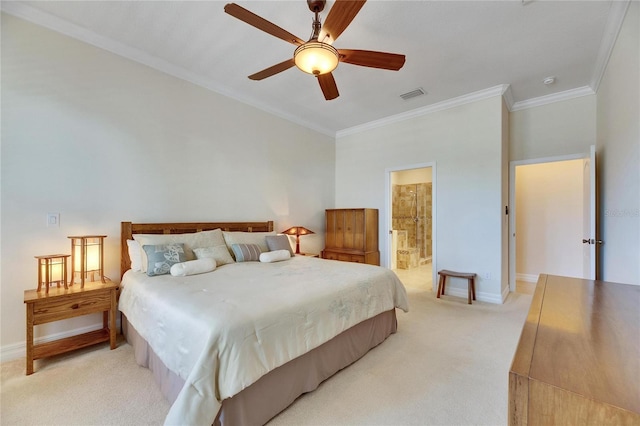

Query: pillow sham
left=133, top=229, right=226, bottom=272
left=259, top=249, right=291, bottom=263
left=143, top=243, right=187, bottom=277
left=193, top=245, right=235, bottom=266
left=127, top=239, right=142, bottom=271
left=223, top=231, right=275, bottom=258
left=265, top=235, right=294, bottom=256
left=170, top=258, right=216, bottom=277
left=231, top=243, right=262, bottom=262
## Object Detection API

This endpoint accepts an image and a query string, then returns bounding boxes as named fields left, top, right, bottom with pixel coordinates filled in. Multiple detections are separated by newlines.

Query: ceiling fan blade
left=317, top=73, right=339, bottom=100
left=322, top=0, right=366, bottom=42
left=224, top=3, right=305, bottom=46
left=338, top=49, right=406, bottom=71
left=248, top=58, right=296, bottom=80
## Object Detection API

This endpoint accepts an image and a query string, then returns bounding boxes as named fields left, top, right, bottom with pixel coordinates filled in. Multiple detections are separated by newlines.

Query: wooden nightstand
left=24, top=280, right=119, bottom=375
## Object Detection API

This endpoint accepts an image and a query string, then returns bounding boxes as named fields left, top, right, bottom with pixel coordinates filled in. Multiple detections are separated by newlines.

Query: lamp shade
left=281, top=227, right=314, bottom=254
left=68, top=235, right=106, bottom=287
left=35, top=254, right=70, bottom=294
left=294, top=41, right=339, bottom=75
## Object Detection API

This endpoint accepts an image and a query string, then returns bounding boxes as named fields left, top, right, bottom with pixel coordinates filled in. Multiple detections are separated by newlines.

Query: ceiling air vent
left=400, top=88, right=426, bottom=101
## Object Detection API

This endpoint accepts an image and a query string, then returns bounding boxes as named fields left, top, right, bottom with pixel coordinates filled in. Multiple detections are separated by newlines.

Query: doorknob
left=582, top=239, right=604, bottom=245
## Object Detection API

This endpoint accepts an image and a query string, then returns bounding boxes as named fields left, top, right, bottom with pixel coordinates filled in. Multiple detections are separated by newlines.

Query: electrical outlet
left=484, top=272, right=492, bottom=280
left=47, top=213, right=60, bottom=227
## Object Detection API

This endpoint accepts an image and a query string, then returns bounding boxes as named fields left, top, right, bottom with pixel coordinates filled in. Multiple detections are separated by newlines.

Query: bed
left=119, top=221, right=409, bottom=425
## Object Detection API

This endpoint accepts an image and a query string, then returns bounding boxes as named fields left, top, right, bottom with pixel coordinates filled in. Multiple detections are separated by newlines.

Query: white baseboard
left=1, top=322, right=105, bottom=363
left=516, top=273, right=539, bottom=283
left=501, top=285, right=511, bottom=303
left=441, top=286, right=503, bottom=304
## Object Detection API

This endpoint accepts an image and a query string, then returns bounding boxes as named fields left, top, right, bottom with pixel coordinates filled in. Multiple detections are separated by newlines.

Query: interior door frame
left=385, top=162, right=437, bottom=291
left=508, top=151, right=591, bottom=292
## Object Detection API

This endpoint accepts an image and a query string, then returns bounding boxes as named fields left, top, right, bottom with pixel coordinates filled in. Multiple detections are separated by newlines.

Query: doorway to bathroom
left=386, top=164, right=436, bottom=292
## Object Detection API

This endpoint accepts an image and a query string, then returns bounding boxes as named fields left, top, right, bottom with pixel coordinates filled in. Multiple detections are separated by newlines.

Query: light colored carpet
left=1, top=278, right=531, bottom=425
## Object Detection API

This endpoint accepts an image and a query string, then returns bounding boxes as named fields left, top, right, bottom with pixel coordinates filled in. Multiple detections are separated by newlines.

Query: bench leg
left=471, top=278, right=476, bottom=301
left=437, top=275, right=445, bottom=298
left=468, top=278, right=472, bottom=304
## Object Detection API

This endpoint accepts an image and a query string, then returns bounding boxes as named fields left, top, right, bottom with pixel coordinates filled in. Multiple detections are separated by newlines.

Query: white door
left=582, top=145, right=599, bottom=279
left=509, top=148, right=600, bottom=291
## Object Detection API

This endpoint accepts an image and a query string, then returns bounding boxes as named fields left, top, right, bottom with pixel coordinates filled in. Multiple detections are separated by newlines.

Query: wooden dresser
left=322, top=208, right=380, bottom=266
left=509, top=274, right=640, bottom=425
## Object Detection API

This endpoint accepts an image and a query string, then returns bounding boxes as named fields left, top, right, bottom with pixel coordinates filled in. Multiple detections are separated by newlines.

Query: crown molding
left=2, top=0, right=628, bottom=139
left=510, top=86, right=595, bottom=111
left=0, top=2, right=336, bottom=137
left=336, top=85, right=510, bottom=138
left=502, top=84, right=515, bottom=111
left=590, top=0, right=631, bottom=93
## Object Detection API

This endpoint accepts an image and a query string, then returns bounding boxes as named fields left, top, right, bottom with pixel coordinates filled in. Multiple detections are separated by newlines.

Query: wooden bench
left=437, top=270, right=477, bottom=304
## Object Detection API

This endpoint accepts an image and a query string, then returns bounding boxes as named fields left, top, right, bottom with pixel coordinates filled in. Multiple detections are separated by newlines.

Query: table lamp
left=68, top=235, right=106, bottom=287
left=35, top=254, right=70, bottom=294
left=281, top=226, right=314, bottom=254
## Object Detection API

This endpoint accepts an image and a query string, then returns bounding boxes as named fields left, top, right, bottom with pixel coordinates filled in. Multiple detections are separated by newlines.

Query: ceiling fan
left=224, top=0, right=406, bottom=101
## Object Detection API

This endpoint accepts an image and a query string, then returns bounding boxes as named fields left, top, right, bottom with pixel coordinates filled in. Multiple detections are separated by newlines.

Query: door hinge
left=505, top=206, right=509, bottom=215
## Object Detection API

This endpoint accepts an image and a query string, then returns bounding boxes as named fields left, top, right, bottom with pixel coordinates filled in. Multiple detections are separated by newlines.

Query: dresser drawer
left=322, top=250, right=366, bottom=264
left=32, top=290, right=111, bottom=324
left=322, top=251, right=338, bottom=260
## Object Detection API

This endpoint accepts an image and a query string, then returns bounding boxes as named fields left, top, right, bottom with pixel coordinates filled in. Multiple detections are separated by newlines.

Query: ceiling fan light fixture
left=294, top=41, right=339, bottom=75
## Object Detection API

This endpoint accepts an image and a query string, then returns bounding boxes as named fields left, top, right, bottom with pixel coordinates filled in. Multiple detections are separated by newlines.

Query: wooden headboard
left=121, top=221, right=274, bottom=278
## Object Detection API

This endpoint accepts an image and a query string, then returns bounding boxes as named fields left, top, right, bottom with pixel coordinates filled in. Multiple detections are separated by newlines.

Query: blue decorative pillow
left=231, top=243, right=262, bottom=262
left=143, top=243, right=187, bottom=276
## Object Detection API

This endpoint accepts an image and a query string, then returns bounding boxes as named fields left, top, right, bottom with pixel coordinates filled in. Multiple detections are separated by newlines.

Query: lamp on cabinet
left=35, top=254, right=70, bottom=294
left=281, top=226, right=314, bottom=254
left=68, top=235, right=106, bottom=287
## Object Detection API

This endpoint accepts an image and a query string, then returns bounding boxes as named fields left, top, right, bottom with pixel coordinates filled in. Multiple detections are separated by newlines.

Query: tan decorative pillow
left=266, top=235, right=294, bottom=256
left=193, top=245, right=235, bottom=266
left=133, top=229, right=227, bottom=272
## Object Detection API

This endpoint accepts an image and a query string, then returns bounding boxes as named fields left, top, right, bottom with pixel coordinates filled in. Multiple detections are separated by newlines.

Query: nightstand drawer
left=32, top=291, right=111, bottom=324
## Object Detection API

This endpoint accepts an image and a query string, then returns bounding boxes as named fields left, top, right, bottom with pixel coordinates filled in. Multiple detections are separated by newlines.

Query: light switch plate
left=47, top=213, right=60, bottom=227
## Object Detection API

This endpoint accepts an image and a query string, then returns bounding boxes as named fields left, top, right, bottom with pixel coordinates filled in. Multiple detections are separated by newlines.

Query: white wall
left=0, top=14, right=335, bottom=354
left=596, top=2, right=640, bottom=285
left=510, top=95, right=596, bottom=162
left=336, top=96, right=506, bottom=303
left=515, top=160, right=585, bottom=280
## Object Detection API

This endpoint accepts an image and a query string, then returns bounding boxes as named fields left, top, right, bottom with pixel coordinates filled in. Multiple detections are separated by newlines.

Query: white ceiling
left=2, top=1, right=628, bottom=136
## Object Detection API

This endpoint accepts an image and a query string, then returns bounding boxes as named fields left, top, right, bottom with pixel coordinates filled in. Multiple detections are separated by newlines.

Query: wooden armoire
left=322, top=208, right=380, bottom=265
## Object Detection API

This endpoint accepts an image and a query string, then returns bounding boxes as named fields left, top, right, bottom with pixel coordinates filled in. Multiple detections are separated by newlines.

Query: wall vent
left=400, top=88, right=426, bottom=100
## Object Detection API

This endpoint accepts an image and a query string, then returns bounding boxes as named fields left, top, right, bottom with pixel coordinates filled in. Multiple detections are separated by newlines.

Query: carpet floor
left=1, top=278, right=531, bottom=425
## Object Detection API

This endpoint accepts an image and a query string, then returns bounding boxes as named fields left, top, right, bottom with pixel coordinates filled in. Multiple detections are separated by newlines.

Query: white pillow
left=223, top=231, right=275, bottom=259
left=259, top=250, right=291, bottom=263
left=194, top=246, right=235, bottom=266
left=133, top=229, right=227, bottom=273
left=127, top=239, right=142, bottom=271
left=170, top=258, right=216, bottom=276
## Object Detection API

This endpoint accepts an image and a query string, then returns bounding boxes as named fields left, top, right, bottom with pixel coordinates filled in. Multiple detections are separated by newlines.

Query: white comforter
left=118, top=256, right=409, bottom=425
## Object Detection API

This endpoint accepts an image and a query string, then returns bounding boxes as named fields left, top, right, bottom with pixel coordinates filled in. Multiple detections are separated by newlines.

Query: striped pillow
left=231, top=243, right=262, bottom=262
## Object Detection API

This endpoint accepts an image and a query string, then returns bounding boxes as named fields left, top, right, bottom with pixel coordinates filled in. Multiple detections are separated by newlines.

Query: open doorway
left=386, top=164, right=436, bottom=292
left=509, top=148, right=597, bottom=292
